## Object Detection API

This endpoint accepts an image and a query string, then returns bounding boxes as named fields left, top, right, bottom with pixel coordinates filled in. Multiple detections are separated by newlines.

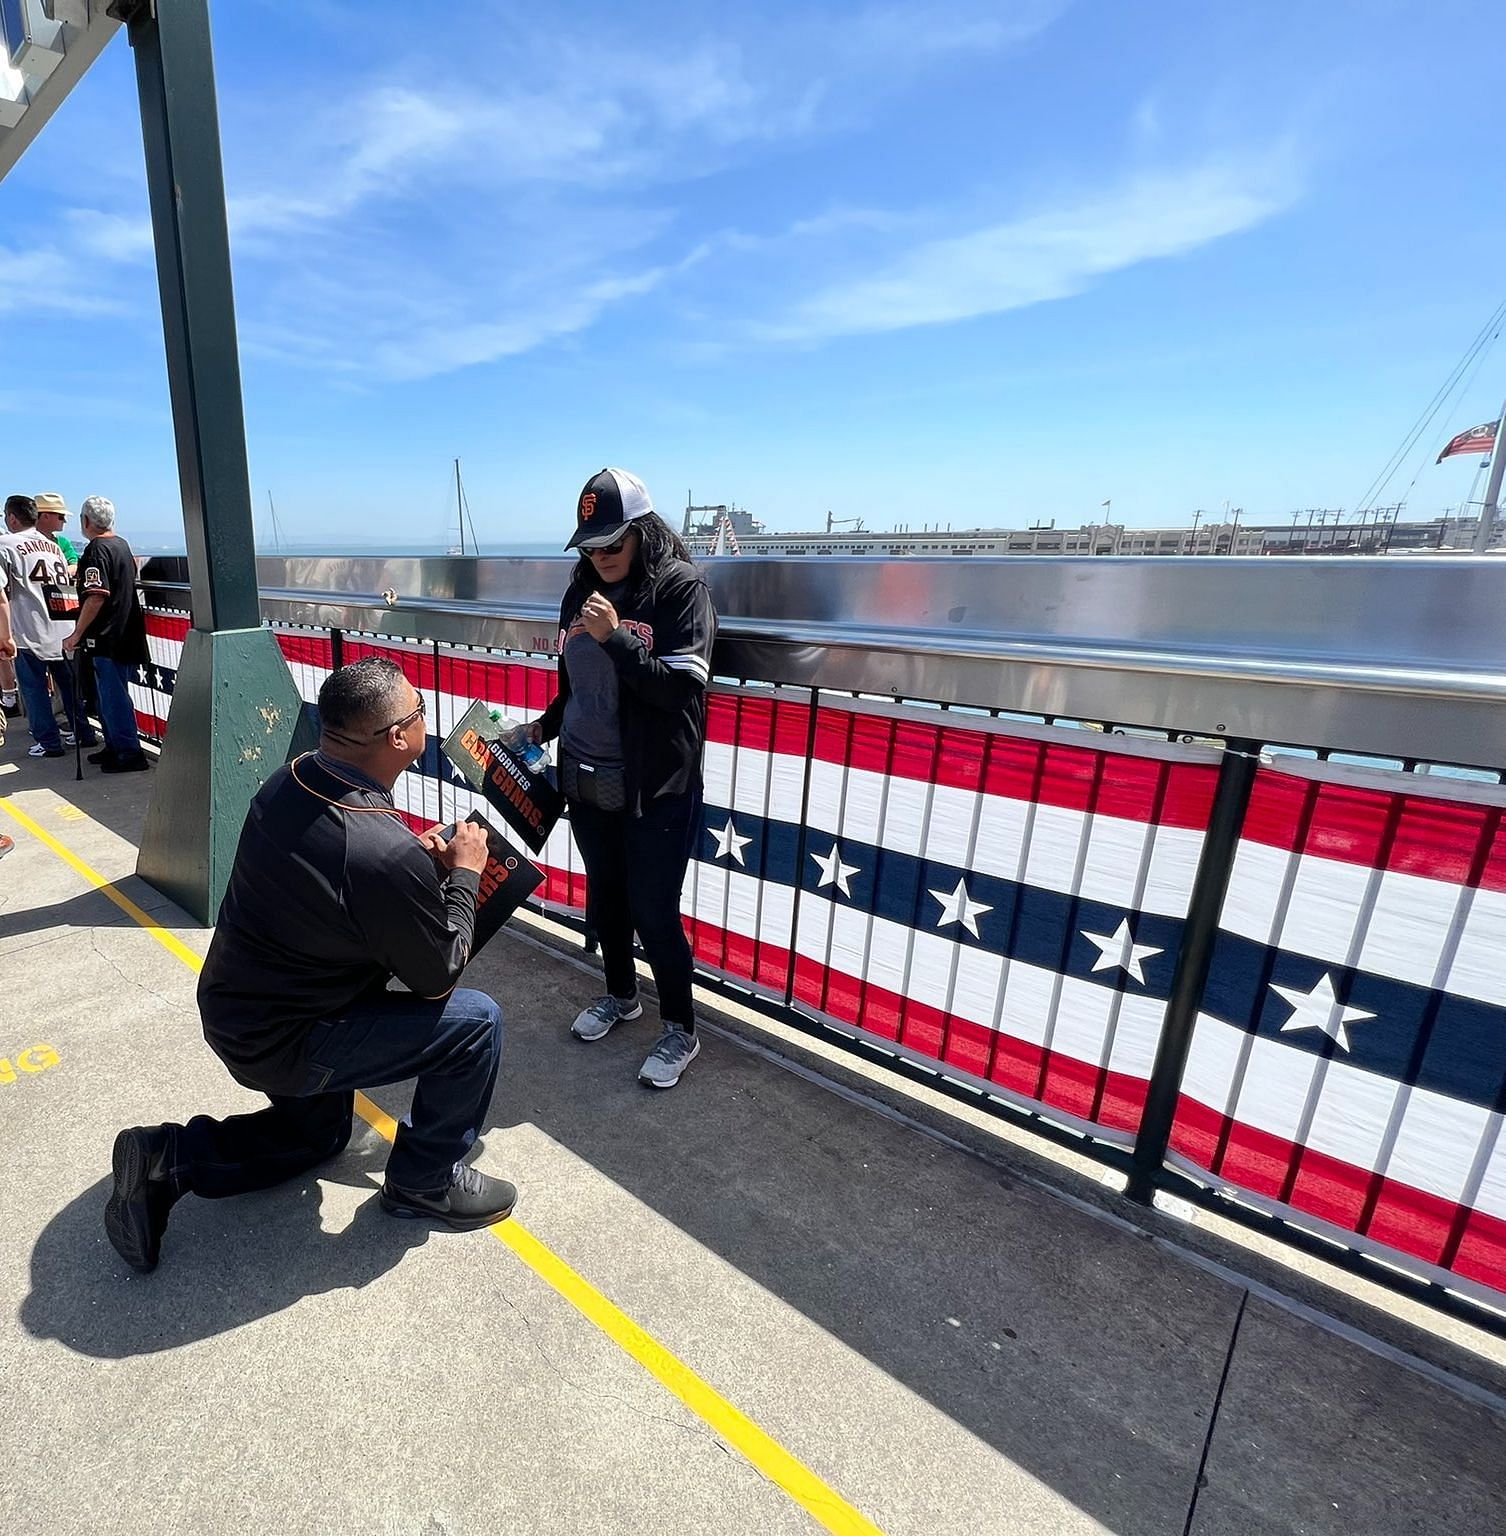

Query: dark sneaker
left=87, top=747, right=112, bottom=765
left=570, top=993, right=643, bottom=1042
left=638, top=1027, right=700, bottom=1089
left=101, top=752, right=150, bottom=773
left=379, top=1161, right=517, bottom=1230
left=104, top=1126, right=179, bottom=1274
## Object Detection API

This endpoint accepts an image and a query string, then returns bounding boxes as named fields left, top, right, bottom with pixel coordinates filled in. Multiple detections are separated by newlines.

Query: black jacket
left=197, top=753, right=479, bottom=1093
left=538, top=556, right=716, bottom=811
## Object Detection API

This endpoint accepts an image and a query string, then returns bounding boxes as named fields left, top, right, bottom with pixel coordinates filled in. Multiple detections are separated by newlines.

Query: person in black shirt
left=530, top=469, right=717, bottom=1090
left=62, top=495, right=149, bottom=773
left=103, top=658, right=517, bottom=1275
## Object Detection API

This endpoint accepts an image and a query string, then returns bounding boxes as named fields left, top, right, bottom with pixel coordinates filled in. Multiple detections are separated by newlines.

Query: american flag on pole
left=1437, top=420, right=1499, bottom=463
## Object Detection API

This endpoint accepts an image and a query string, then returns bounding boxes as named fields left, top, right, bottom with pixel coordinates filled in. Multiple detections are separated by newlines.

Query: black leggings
left=569, top=787, right=700, bottom=1029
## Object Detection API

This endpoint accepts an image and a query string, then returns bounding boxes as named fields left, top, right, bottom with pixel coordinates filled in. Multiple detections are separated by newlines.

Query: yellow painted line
left=0, top=798, right=204, bottom=972
left=8, top=795, right=887, bottom=1536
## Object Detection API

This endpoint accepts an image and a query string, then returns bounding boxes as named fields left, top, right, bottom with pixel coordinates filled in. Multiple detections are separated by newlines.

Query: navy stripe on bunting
left=695, top=804, right=1184, bottom=998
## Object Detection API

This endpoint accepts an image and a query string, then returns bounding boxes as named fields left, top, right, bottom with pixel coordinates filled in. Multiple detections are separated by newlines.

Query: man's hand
left=524, top=718, right=544, bottom=745
left=435, top=819, right=490, bottom=875
left=0, top=637, right=14, bottom=663
left=417, top=826, right=448, bottom=860
left=61, top=632, right=80, bottom=657
left=580, top=592, right=619, bottom=642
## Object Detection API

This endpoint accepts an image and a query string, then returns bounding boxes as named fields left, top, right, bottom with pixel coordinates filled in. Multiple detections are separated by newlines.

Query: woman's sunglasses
left=584, top=530, right=632, bottom=557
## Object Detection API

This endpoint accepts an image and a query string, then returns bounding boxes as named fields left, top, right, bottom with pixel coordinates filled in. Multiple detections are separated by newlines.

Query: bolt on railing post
left=1125, top=737, right=1261, bottom=1204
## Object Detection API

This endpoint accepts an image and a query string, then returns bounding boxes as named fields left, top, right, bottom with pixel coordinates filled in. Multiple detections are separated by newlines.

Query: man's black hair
left=317, top=657, right=411, bottom=737
left=4, top=494, right=37, bottom=526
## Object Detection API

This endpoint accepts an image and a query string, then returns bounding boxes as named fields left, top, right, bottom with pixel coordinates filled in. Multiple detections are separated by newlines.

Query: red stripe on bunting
left=145, top=612, right=190, bottom=642
left=790, top=952, right=1149, bottom=1133
left=435, top=651, right=558, bottom=716
left=1241, top=769, right=1506, bottom=893
left=687, top=914, right=792, bottom=993
left=1170, top=1095, right=1506, bottom=1293
left=802, top=706, right=1217, bottom=830
left=343, top=639, right=437, bottom=689
left=704, top=692, right=813, bottom=756
left=276, top=632, right=334, bottom=669
left=133, top=708, right=169, bottom=743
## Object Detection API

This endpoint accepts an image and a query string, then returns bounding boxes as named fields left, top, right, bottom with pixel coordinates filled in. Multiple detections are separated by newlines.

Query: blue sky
left=3, top=0, right=1504, bottom=549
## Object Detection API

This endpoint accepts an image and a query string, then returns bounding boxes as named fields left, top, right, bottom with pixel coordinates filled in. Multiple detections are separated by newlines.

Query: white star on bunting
left=1271, top=973, right=1375, bottom=1054
left=709, top=815, right=752, bottom=866
left=811, top=843, right=859, bottom=898
left=930, top=877, right=992, bottom=938
left=1081, top=919, right=1162, bottom=985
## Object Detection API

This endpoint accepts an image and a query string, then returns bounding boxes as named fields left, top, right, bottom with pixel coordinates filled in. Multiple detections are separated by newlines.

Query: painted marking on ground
left=56, top=805, right=88, bottom=822
left=4, top=795, right=888, bottom=1536
left=0, top=799, right=203, bottom=971
left=0, top=1044, right=60, bottom=1085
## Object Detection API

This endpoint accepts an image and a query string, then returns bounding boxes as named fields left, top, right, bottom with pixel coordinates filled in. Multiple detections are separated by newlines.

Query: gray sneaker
left=571, top=993, right=643, bottom=1042
left=638, top=1027, right=700, bottom=1089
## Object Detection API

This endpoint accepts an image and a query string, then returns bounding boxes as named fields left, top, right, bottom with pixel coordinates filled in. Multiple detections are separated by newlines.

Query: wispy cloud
left=760, top=155, right=1301, bottom=342
left=18, top=1, right=1076, bottom=378
left=0, top=243, right=132, bottom=317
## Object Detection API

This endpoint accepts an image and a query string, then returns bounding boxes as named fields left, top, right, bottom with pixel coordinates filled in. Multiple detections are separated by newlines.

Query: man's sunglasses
left=373, top=695, right=426, bottom=736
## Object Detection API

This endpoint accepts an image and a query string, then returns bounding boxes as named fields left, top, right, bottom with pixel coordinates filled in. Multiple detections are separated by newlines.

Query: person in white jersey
left=0, top=494, right=98, bottom=759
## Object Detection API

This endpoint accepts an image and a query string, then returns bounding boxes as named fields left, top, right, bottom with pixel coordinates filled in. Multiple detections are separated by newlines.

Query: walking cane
left=71, top=645, right=84, bottom=783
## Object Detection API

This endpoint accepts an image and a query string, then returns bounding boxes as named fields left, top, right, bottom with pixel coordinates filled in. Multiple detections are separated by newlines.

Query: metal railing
left=136, top=554, right=1506, bottom=1330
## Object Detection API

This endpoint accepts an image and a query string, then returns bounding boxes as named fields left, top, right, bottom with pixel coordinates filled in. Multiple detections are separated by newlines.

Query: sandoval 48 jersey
left=0, top=530, right=77, bottom=661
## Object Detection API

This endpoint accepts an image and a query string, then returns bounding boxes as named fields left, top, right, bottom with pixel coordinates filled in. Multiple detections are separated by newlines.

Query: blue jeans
left=172, top=988, right=504, bottom=1197
left=91, top=655, right=142, bottom=756
left=14, top=650, right=96, bottom=751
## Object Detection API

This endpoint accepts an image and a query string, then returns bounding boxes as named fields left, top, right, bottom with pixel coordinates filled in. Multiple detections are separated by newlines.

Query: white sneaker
left=27, top=742, right=64, bottom=758
left=60, top=730, right=76, bottom=746
left=0, top=691, right=16, bottom=710
left=638, top=1027, right=700, bottom=1089
left=570, top=994, right=644, bottom=1042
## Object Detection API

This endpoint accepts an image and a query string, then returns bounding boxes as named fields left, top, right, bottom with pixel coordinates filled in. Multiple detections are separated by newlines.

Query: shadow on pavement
left=19, top=1135, right=428, bottom=1359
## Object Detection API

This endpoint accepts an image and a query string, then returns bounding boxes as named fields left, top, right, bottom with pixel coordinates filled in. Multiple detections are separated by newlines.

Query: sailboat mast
left=454, top=458, right=466, bottom=555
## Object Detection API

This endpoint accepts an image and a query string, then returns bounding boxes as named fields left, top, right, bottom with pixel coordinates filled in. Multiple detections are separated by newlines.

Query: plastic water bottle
left=489, top=709, right=548, bottom=772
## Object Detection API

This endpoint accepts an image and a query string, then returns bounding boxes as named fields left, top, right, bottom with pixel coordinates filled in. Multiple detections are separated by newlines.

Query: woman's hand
left=580, top=592, right=619, bottom=642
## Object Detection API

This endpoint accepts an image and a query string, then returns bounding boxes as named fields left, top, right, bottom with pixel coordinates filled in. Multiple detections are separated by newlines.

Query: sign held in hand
left=441, top=701, right=563, bottom=853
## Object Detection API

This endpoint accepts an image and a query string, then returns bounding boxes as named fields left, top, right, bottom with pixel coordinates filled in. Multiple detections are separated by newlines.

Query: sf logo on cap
left=579, top=492, right=597, bottom=520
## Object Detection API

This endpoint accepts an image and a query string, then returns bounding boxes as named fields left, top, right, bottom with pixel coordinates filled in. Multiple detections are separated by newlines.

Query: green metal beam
left=116, top=0, right=300, bottom=923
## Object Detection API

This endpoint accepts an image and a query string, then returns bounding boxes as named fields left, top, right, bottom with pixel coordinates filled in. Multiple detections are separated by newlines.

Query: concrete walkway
left=1, top=751, right=1503, bottom=1536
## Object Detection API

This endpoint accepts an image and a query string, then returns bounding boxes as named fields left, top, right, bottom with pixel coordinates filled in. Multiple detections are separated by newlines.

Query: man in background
left=63, top=495, right=148, bottom=773
left=35, top=492, right=94, bottom=717
left=34, top=492, right=81, bottom=569
left=0, top=495, right=96, bottom=759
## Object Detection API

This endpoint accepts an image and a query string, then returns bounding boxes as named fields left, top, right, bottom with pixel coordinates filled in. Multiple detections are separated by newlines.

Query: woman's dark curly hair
left=571, top=512, right=694, bottom=592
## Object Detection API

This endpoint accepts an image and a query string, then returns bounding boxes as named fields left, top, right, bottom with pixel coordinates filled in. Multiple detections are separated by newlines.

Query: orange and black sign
left=441, top=700, right=563, bottom=853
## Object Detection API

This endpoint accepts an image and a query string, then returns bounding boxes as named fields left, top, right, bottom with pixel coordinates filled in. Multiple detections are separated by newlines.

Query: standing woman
left=531, top=469, right=716, bottom=1089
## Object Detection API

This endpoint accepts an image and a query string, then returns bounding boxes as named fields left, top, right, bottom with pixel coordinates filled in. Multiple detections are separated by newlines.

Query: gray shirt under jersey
left=561, top=580, right=628, bottom=767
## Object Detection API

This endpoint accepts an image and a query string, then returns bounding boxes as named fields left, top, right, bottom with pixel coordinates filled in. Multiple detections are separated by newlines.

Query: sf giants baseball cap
left=566, top=468, right=654, bottom=550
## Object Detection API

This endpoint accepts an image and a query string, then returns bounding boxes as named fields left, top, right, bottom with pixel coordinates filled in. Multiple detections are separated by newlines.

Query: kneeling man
left=105, top=658, right=515, bottom=1273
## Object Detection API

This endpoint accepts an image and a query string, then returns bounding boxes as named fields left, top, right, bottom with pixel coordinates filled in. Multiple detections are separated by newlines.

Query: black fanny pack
left=562, top=756, right=627, bottom=813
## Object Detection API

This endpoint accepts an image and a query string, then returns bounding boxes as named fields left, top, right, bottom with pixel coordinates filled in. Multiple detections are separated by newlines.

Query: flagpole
left=1471, top=398, right=1506, bottom=552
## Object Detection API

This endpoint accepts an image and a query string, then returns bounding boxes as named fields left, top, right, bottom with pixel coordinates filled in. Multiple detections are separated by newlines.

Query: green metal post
left=115, top=0, right=301, bottom=924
